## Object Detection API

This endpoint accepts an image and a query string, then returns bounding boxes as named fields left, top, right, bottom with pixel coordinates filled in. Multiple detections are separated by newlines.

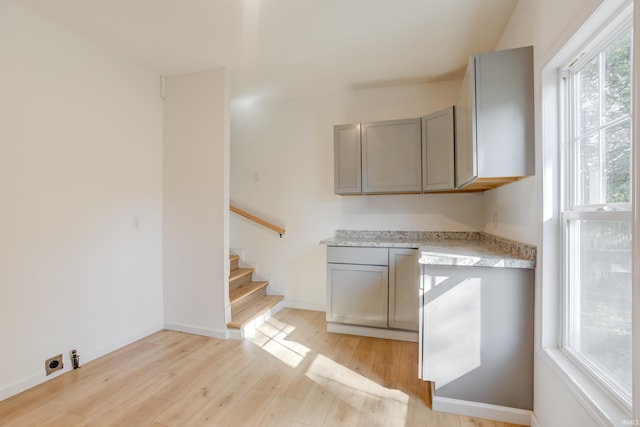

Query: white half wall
left=0, top=0, right=164, bottom=400
left=230, top=83, right=484, bottom=311
left=163, top=68, right=230, bottom=338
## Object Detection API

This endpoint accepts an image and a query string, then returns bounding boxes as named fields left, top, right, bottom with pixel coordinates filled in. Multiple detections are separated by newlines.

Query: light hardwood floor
left=0, top=309, right=525, bottom=427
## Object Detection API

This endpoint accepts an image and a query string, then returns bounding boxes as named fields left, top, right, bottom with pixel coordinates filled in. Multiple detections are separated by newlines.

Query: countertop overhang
left=321, top=230, right=536, bottom=269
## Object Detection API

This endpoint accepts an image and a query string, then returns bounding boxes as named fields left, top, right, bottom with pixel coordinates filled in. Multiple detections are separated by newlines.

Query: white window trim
left=540, top=0, right=638, bottom=425
left=633, top=0, right=640, bottom=421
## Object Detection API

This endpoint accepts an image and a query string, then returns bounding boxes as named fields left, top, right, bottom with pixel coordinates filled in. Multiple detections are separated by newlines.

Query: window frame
left=559, top=10, right=634, bottom=411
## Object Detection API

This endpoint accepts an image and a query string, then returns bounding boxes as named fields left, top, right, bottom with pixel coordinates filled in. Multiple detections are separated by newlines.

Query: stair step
left=227, top=295, right=285, bottom=329
left=229, top=280, right=269, bottom=305
left=229, top=254, right=239, bottom=271
left=229, top=267, right=254, bottom=289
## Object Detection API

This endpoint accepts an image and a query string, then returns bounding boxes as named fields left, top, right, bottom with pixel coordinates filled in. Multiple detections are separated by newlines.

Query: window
left=562, top=16, right=633, bottom=407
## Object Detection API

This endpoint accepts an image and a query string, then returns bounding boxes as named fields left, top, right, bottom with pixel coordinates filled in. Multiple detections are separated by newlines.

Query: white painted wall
left=230, top=82, right=484, bottom=310
left=481, top=0, right=538, bottom=246
left=483, top=0, right=605, bottom=247
left=493, top=0, right=613, bottom=426
left=0, top=0, right=163, bottom=400
left=163, top=69, right=230, bottom=337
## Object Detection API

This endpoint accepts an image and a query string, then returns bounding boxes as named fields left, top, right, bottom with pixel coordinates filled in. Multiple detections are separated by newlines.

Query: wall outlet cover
left=45, top=354, right=63, bottom=376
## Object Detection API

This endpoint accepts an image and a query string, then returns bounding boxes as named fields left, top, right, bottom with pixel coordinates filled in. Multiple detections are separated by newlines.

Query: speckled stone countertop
left=320, top=230, right=536, bottom=269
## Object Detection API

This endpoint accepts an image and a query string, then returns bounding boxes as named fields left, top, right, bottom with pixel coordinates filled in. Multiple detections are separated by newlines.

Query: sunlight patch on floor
left=247, top=317, right=310, bottom=368
left=306, top=354, right=409, bottom=421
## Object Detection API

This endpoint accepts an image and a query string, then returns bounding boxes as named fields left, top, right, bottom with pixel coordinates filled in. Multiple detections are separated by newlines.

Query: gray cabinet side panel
left=475, top=46, right=534, bottom=177
left=454, top=59, right=477, bottom=187
left=334, top=124, right=361, bottom=194
left=422, top=265, right=534, bottom=410
left=362, top=118, right=422, bottom=193
left=423, top=107, right=455, bottom=191
left=389, top=249, right=419, bottom=331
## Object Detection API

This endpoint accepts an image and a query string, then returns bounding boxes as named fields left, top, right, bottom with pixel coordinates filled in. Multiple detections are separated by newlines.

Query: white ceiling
left=18, top=0, right=518, bottom=100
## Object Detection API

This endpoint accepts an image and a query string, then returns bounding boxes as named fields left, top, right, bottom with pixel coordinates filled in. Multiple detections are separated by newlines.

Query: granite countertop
left=320, top=230, right=536, bottom=269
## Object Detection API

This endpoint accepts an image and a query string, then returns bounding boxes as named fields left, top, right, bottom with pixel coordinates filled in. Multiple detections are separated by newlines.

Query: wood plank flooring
left=0, top=309, right=525, bottom=427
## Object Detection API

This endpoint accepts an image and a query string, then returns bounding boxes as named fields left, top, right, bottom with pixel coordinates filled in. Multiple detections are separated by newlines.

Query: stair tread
left=227, top=295, right=284, bottom=329
left=229, top=267, right=254, bottom=281
left=229, top=281, right=269, bottom=305
left=229, top=254, right=239, bottom=261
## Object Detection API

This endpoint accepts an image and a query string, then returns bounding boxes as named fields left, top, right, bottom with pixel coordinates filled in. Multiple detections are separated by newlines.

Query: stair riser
left=230, top=273, right=253, bottom=291
left=230, top=256, right=239, bottom=271
left=231, top=287, right=267, bottom=317
left=227, top=295, right=284, bottom=330
left=229, top=281, right=269, bottom=306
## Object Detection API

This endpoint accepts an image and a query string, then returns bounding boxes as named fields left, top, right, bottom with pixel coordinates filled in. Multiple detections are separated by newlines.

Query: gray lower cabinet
left=327, top=246, right=419, bottom=334
left=361, top=118, right=422, bottom=193
left=422, top=107, right=455, bottom=192
left=421, top=264, right=534, bottom=410
left=326, top=263, right=388, bottom=328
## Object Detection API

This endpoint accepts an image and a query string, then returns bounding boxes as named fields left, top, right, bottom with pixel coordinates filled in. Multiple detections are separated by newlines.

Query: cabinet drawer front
left=327, top=246, right=388, bottom=265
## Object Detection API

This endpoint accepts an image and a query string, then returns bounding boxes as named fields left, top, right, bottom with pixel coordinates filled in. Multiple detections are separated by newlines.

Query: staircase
left=227, top=254, right=284, bottom=338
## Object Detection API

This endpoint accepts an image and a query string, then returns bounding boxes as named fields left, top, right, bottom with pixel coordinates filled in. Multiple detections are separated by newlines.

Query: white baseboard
left=164, top=322, right=227, bottom=339
left=0, top=323, right=163, bottom=402
left=83, top=323, right=165, bottom=364
left=530, top=413, right=541, bottom=427
left=327, top=323, right=418, bottom=342
left=0, top=370, right=61, bottom=402
left=226, top=328, right=243, bottom=340
left=432, top=395, right=533, bottom=426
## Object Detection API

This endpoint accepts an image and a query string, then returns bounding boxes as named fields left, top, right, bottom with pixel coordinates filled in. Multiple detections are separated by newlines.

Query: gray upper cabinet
left=455, top=46, right=534, bottom=189
left=422, top=107, right=455, bottom=192
left=334, top=124, right=362, bottom=194
left=361, top=118, right=422, bottom=193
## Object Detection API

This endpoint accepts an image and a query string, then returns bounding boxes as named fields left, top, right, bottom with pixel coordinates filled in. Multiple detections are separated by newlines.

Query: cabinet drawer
left=327, top=246, right=388, bottom=266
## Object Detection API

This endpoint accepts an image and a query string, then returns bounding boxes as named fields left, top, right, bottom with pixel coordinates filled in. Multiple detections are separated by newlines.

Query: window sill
left=541, top=348, right=632, bottom=426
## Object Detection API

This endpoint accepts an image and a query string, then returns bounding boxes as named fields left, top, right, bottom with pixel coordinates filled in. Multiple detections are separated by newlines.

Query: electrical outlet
left=45, top=354, right=63, bottom=376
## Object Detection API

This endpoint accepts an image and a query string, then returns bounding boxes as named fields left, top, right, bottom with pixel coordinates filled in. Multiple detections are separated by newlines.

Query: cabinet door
left=455, top=58, right=477, bottom=188
left=327, top=263, right=388, bottom=328
left=389, top=249, right=419, bottom=331
left=361, top=118, right=422, bottom=193
left=334, top=124, right=361, bottom=194
left=422, top=107, right=455, bottom=192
